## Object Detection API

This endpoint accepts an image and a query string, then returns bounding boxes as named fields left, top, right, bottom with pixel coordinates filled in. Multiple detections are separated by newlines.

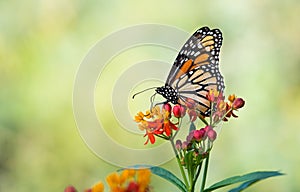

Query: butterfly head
left=155, top=85, right=178, bottom=105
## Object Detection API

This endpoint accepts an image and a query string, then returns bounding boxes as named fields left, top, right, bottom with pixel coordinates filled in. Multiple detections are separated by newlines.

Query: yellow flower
left=134, top=112, right=145, bottom=123
left=137, top=169, right=151, bottom=191
left=120, top=169, right=136, bottom=184
left=91, top=182, right=104, bottom=192
left=135, top=110, right=153, bottom=123
left=151, top=106, right=161, bottom=117
left=228, top=94, right=236, bottom=103
left=217, top=100, right=226, bottom=111
left=106, top=172, right=121, bottom=190
left=207, top=89, right=219, bottom=102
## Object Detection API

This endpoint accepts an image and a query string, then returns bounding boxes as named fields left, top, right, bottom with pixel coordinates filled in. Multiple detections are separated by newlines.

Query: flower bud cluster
left=175, top=125, right=218, bottom=166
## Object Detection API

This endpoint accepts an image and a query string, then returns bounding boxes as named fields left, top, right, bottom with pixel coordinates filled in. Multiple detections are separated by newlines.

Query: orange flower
left=106, top=173, right=122, bottom=191
left=135, top=105, right=179, bottom=145
left=66, top=169, right=151, bottom=192
left=228, top=94, right=237, bottom=103
left=144, top=129, right=156, bottom=144
left=137, top=169, right=151, bottom=191
left=224, top=95, right=245, bottom=120
left=91, top=182, right=104, bottom=192
left=106, top=169, right=151, bottom=192
left=134, top=112, right=145, bottom=123
left=120, top=169, right=136, bottom=184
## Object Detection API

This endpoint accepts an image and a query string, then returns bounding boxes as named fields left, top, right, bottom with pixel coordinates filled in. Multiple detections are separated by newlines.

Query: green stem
left=170, top=138, right=189, bottom=190
left=200, top=154, right=210, bottom=192
left=190, top=162, right=202, bottom=192
left=187, top=166, right=193, bottom=192
left=209, top=102, right=214, bottom=126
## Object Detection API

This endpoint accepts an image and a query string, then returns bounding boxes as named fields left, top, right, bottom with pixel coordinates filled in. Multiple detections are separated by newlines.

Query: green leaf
left=119, top=165, right=187, bottom=191
left=203, top=171, right=284, bottom=192
left=228, top=180, right=261, bottom=192
left=150, top=166, right=187, bottom=192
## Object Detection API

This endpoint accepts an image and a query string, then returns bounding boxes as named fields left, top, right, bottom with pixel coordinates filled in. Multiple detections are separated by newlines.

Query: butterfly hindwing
left=173, top=66, right=222, bottom=116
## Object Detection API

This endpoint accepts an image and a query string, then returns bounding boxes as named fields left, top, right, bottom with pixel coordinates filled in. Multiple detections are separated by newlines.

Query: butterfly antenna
left=132, top=87, right=158, bottom=99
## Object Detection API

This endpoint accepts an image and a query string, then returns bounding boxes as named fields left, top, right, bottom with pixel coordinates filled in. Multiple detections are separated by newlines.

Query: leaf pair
left=149, top=166, right=283, bottom=192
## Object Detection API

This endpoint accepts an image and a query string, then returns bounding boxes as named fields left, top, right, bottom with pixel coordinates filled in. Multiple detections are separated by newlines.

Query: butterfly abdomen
left=155, top=85, right=178, bottom=104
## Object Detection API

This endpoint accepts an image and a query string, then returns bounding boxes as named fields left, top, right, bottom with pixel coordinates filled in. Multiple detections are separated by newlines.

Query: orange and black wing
left=166, top=26, right=225, bottom=116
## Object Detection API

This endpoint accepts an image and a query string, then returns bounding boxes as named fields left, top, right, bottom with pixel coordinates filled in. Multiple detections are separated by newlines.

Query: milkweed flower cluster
left=134, top=104, right=183, bottom=144
left=135, top=89, right=245, bottom=146
left=207, top=90, right=245, bottom=123
left=65, top=169, right=152, bottom=192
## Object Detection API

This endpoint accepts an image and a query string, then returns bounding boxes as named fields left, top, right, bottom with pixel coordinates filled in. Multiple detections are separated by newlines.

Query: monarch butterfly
left=133, top=26, right=224, bottom=116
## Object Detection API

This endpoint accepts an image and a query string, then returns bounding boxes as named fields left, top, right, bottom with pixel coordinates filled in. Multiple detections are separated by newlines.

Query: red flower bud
left=203, top=125, right=212, bottom=132
left=173, top=105, right=186, bottom=118
left=207, top=129, right=217, bottom=141
left=127, top=181, right=139, bottom=192
left=176, top=140, right=182, bottom=150
left=232, top=98, right=245, bottom=110
left=186, top=131, right=194, bottom=143
left=193, top=129, right=205, bottom=141
left=182, top=141, right=188, bottom=150
left=163, top=103, right=172, bottom=112
left=64, top=186, right=77, bottom=192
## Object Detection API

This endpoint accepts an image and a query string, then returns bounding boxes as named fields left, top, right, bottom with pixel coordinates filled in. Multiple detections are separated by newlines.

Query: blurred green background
left=1, top=0, right=300, bottom=191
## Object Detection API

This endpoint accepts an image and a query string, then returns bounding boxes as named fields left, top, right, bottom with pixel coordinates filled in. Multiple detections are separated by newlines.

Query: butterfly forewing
left=156, top=26, right=225, bottom=116
left=166, top=27, right=222, bottom=84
